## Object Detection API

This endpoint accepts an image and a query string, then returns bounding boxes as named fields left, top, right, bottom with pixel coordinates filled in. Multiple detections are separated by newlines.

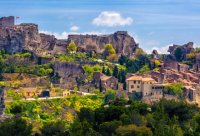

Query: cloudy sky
left=0, top=0, right=200, bottom=53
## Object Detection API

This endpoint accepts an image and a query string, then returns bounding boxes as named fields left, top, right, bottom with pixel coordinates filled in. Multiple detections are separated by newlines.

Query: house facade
left=126, top=75, right=164, bottom=98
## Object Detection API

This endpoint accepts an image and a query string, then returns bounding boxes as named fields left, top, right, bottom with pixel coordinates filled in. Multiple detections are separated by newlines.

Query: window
left=138, top=81, right=140, bottom=84
left=134, top=80, right=136, bottom=84
left=131, top=85, right=134, bottom=88
left=152, top=87, right=154, bottom=89
left=137, top=85, right=140, bottom=88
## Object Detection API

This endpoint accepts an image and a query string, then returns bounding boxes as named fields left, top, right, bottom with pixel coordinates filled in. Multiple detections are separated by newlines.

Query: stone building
left=163, top=61, right=189, bottom=72
left=126, top=75, right=164, bottom=97
left=92, top=72, right=118, bottom=92
left=101, top=75, right=118, bottom=92
left=0, top=16, right=14, bottom=29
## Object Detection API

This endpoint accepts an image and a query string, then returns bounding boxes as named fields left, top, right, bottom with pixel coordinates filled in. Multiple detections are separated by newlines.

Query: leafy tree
left=99, top=120, right=122, bottom=136
left=78, top=108, right=95, bottom=124
left=41, top=120, right=69, bottom=136
left=138, top=65, right=150, bottom=73
left=104, top=44, right=115, bottom=54
left=82, top=64, right=101, bottom=81
left=67, top=41, right=77, bottom=53
left=104, top=89, right=116, bottom=103
left=70, top=120, right=100, bottom=136
left=118, top=55, right=127, bottom=65
left=165, top=83, right=183, bottom=96
left=0, top=118, right=33, bottom=136
left=115, top=124, right=153, bottom=136
left=37, top=68, right=53, bottom=76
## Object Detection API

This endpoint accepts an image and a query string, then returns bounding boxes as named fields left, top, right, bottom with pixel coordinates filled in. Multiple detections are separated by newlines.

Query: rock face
left=0, top=22, right=138, bottom=56
left=168, top=42, right=195, bottom=60
left=68, top=31, right=138, bottom=56
left=0, top=23, right=67, bottom=55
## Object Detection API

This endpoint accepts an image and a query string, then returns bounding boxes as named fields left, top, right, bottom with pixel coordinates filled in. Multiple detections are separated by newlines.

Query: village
left=0, top=16, right=200, bottom=107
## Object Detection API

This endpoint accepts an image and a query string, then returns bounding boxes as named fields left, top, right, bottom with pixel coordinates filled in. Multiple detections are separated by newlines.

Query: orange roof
left=101, top=76, right=112, bottom=81
left=142, top=78, right=156, bottom=82
left=126, top=76, right=143, bottom=81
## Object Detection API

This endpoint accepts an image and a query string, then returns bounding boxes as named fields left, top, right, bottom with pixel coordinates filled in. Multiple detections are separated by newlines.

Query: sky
left=0, top=0, right=200, bottom=53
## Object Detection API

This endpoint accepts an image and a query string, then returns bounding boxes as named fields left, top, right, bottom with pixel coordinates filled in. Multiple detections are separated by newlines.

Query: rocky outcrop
left=0, top=23, right=67, bottom=55
left=0, top=22, right=138, bottom=56
left=168, top=42, right=195, bottom=60
left=67, top=31, right=138, bottom=56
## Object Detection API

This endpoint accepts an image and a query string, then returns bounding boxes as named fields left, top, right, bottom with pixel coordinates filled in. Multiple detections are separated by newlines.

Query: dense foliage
left=1, top=97, right=200, bottom=136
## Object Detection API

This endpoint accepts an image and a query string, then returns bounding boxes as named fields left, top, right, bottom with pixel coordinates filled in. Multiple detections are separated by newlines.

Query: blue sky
left=0, top=0, right=200, bottom=53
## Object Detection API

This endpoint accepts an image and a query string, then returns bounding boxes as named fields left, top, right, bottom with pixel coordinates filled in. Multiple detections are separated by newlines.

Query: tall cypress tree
left=102, top=66, right=106, bottom=74
left=99, top=79, right=102, bottom=92
left=112, top=65, right=118, bottom=78
left=106, top=68, right=111, bottom=76
left=121, top=70, right=126, bottom=83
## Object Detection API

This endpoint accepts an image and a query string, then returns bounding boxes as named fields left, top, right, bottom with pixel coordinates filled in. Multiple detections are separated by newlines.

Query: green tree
left=115, top=124, right=153, bottom=136
left=165, top=83, right=183, bottom=96
left=104, top=89, right=116, bottom=103
left=99, top=79, right=102, bottom=92
left=113, top=65, right=119, bottom=78
left=0, top=118, right=33, bottom=136
left=40, top=120, right=69, bottom=136
left=70, top=120, right=100, bottom=136
left=102, top=66, right=106, bottom=74
left=104, top=44, right=116, bottom=58
left=78, top=108, right=95, bottom=124
left=106, top=68, right=111, bottom=76
left=99, top=120, right=122, bottom=136
left=138, top=65, right=150, bottom=73
left=118, top=55, right=127, bottom=65
left=67, top=41, right=77, bottom=53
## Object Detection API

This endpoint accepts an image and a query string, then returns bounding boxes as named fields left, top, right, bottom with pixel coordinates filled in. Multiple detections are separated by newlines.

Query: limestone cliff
left=0, top=23, right=67, bottom=55
left=0, top=23, right=138, bottom=56
left=68, top=31, right=138, bottom=56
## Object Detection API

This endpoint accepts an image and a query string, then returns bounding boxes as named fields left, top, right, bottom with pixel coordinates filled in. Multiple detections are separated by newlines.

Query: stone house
left=92, top=72, right=118, bottom=91
left=93, top=72, right=104, bottom=88
left=183, top=86, right=200, bottom=104
left=126, top=75, right=162, bottom=96
left=100, top=75, right=118, bottom=92
left=164, top=61, right=189, bottom=72
left=16, top=87, right=42, bottom=98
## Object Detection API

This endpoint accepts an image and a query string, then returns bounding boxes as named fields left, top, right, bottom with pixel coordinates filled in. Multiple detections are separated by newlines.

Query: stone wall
left=0, top=16, right=14, bottom=28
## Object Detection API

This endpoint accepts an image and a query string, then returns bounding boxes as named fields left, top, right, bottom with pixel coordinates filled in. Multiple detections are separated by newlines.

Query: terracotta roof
left=101, top=76, right=112, bottom=81
left=126, top=76, right=143, bottom=81
left=178, top=63, right=189, bottom=67
left=142, top=78, right=155, bottom=82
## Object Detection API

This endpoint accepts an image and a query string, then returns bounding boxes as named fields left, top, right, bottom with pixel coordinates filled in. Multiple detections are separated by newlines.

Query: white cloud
left=39, top=30, right=102, bottom=39
left=70, top=25, right=79, bottom=32
left=92, top=11, right=133, bottom=27
left=40, top=31, right=69, bottom=39
left=146, top=43, right=172, bottom=54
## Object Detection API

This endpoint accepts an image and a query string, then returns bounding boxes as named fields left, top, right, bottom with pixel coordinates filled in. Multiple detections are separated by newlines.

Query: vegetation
left=67, top=41, right=77, bottom=53
left=165, top=83, right=184, bottom=96
left=82, top=64, right=102, bottom=80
